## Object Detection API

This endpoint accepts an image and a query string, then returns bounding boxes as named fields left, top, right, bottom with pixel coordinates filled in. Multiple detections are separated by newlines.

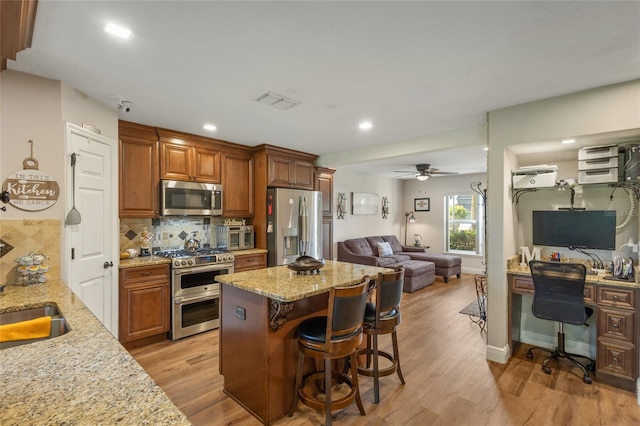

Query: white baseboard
left=486, top=343, right=510, bottom=364
left=461, top=266, right=485, bottom=275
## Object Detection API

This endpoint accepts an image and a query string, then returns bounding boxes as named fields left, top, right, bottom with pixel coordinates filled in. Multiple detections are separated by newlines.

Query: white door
left=65, top=123, right=118, bottom=337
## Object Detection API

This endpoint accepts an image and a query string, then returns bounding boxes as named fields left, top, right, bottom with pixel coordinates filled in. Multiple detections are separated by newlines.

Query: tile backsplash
left=0, top=219, right=61, bottom=285
left=120, top=217, right=227, bottom=253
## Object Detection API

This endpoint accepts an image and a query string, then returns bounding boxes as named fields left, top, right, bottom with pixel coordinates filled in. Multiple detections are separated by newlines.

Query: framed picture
left=414, top=198, right=430, bottom=212
left=351, top=192, right=378, bottom=215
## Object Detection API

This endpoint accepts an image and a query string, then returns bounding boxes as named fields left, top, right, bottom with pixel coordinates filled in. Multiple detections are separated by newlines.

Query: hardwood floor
left=129, top=274, right=640, bottom=425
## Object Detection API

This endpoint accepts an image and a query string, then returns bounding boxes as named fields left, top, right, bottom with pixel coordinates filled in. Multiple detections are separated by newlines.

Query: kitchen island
left=215, top=260, right=388, bottom=425
left=0, top=278, right=190, bottom=425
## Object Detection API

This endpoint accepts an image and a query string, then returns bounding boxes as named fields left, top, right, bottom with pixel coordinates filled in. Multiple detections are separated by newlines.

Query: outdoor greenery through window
left=446, top=194, right=484, bottom=255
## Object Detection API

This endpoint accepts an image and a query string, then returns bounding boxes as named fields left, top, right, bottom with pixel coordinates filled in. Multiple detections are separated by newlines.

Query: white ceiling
left=8, top=1, right=640, bottom=179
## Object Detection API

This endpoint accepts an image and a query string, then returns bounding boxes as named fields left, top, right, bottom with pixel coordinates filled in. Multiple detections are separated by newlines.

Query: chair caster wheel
left=583, top=376, right=592, bottom=384
left=542, top=366, right=551, bottom=374
left=526, top=350, right=533, bottom=359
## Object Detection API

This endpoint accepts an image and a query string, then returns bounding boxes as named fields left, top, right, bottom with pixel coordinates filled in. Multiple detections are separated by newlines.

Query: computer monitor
left=532, top=210, right=616, bottom=250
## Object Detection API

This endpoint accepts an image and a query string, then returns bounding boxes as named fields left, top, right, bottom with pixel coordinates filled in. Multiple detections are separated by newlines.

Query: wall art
left=414, top=197, right=430, bottom=212
left=351, top=192, right=378, bottom=215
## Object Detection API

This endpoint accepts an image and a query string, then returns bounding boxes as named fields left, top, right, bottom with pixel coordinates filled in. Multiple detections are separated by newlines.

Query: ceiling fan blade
left=393, top=170, right=418, bottom=173
left=429, top=171, right=459, bottom=175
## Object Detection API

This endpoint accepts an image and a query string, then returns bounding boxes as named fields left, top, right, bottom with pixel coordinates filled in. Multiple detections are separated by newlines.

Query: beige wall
left=486, top=79, right=640, bottom=363
left=332, top=170, right=404, bottom=258
left=0, top=71, right=118, bottom=287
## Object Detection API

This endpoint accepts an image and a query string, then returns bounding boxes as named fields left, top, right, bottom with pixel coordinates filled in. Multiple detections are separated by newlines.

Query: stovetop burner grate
left=155, top=247, right=230, bottom=259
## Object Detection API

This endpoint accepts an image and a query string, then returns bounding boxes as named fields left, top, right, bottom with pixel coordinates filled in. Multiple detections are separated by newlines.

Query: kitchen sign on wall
left=1, top=140, right=60, bottom=211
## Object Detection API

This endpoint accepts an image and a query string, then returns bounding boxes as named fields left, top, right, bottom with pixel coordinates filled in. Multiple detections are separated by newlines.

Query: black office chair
left=526, top=260, right=595, bottom=384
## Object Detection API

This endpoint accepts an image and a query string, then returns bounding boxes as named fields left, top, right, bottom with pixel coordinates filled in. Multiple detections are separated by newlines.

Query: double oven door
left=171, top=262, right=233, bottom=340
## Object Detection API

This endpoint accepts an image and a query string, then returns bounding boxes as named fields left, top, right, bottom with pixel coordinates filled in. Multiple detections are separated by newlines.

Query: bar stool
left=288, top=276, right=370, bottom=426
left=357, top=266, right=405, bottom=403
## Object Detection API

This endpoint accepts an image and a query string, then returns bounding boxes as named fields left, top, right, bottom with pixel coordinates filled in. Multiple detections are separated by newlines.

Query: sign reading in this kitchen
left=2, top=169, right=60, bottom=211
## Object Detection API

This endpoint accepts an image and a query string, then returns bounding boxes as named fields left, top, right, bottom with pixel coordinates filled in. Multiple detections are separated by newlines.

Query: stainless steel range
left=155, top=248, right=234, bottom=340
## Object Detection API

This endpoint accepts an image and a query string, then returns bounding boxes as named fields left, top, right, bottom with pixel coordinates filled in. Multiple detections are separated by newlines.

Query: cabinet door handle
left=612, top=295, right=619, bottom=301
left=141, top=271, right=152, bottom=276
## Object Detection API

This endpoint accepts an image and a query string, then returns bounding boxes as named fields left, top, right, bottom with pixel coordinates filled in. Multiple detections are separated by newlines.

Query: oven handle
left=173, top=263, right=234, bottom=275
left=174, top=294, right=220, bottom=305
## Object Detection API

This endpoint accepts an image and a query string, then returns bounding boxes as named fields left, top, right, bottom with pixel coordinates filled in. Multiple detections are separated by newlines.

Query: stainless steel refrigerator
left=266, top=188, right=323, bottom=266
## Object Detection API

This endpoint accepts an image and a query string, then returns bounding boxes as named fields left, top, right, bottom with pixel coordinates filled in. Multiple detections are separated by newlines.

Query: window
left=445, top=193, right=484, bottom=255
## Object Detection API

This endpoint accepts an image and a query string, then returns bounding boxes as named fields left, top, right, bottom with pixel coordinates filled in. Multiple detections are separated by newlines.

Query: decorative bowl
left=287, top=256, right=325, bottom=274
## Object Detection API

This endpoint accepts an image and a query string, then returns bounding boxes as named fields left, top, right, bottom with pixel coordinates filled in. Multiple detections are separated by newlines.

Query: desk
left=215, top=261, right=388, bottom=425
left=508, top=265, right=640, bottom=393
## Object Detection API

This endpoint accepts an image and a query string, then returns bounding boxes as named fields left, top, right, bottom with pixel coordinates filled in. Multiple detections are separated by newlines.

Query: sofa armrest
left=337, top=242, right=380, bottom=266
left=400, top=245, right=426, bottom=253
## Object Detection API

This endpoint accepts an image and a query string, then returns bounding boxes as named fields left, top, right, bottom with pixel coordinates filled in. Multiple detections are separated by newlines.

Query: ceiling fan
left=393, top=163, right=459, bottom=181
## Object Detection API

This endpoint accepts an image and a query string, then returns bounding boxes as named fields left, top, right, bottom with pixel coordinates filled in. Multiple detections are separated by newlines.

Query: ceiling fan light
left=416, top=174, right=429, bottom=181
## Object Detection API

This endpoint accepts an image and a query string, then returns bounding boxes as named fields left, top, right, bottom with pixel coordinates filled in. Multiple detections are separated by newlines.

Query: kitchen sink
left=0, top=304, right=70, bottom=349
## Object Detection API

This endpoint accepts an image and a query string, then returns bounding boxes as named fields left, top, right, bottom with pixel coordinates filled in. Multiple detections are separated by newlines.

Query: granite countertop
left=215, top=260, right=388, bottom=302
left=506, top=255, right=640, bottom=289
left=231, top=248, right=268, bottom=256
left=0, top=279, right=190, bottom=425
left=119, top=254, right=171, bottom=269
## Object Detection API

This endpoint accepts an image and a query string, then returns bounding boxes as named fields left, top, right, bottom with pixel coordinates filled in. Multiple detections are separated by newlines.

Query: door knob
left=103, top=261, right=114, bottom=269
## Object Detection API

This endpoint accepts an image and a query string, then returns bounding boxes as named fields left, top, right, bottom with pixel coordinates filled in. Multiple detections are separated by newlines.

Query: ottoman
left=398, top=260, right=435, bottom=292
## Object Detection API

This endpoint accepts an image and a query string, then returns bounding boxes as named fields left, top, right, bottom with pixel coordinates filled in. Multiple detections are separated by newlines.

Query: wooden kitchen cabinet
left=253, top=145, right=318, bottom=249
left=234, top=251, right=267, bottom=272
left=158, top=128, right=222, bottom=183
left=119, top=264, right=171, bottom=345
left=315, top=167, right=335, bottom=217
left=118, top=121, right=160, bottom=218
left=221, top=145, right=254, bottom=217
left=596, top=285, right=638, bottom=389
left=315, top=167, right=335, bottom=260
left=268, top=155, right=315, bottom=190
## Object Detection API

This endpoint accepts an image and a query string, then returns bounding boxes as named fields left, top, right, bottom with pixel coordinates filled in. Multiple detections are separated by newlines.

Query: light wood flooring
left=129, top=274, right=640, bottom=425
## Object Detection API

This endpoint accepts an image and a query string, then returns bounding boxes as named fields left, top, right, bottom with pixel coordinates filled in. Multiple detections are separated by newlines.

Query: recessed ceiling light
left=483, top=147, right=489, bottom=151
left=203, top=124, right=217, bottom=132
left=105, top=23, right=131, bottom=39
left=358, top=121, right=373, bottom=131
left=561, top=139, right=576, bottom=144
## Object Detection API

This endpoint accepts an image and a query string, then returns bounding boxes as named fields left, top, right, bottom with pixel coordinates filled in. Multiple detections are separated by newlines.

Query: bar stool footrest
left=356, top=348, right=398, bottom=377
left=298, top=370, right=358, bottom=411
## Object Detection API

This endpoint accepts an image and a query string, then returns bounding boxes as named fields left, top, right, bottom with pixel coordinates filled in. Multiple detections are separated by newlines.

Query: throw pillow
left=377, top=241, right=394, bottom=257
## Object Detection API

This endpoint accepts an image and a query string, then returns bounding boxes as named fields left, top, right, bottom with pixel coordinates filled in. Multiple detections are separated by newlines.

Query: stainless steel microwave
left=161, top=180, right=223, bottom=216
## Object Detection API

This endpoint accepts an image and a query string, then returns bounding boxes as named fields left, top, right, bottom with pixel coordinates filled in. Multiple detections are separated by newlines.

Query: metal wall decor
left=381, top=197, right=389, bottom=219
left=1, top=140, right=60, bottom=211
left=336, top=193, right=347, bottom=219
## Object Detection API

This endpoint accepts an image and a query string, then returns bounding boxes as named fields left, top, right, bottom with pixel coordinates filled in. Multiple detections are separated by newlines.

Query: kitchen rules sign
left=1, top=140, right=60, bottom=211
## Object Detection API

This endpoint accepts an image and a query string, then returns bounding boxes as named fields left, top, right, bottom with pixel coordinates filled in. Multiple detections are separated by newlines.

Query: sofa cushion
left=366, top=236, right=385, bottom=251
left=377, top=257, right=400, bottom=267
left=344, top=238, right=375, bottom=256
left=381, top=235, right=403, bottom=253
left=376, top=242, right=394, bottom=257
left=400, top=252, right=462, bottom=267
left=389, top=254, right=412, bottom=263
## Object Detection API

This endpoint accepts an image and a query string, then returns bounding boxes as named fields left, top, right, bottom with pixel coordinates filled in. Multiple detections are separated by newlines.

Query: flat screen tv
left=532, top=210, right=616, bottom=250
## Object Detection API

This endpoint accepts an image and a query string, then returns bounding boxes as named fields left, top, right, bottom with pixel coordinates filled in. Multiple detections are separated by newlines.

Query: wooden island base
left=220, top=283, right=329, bottom=425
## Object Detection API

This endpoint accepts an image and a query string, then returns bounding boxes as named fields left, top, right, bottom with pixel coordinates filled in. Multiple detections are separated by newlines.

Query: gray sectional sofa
left=337, top=235, right=462, bottom=292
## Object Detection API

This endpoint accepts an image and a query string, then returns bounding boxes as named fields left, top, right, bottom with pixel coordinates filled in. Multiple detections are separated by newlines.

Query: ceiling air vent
left=253, top=91, right=300, bottom=110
